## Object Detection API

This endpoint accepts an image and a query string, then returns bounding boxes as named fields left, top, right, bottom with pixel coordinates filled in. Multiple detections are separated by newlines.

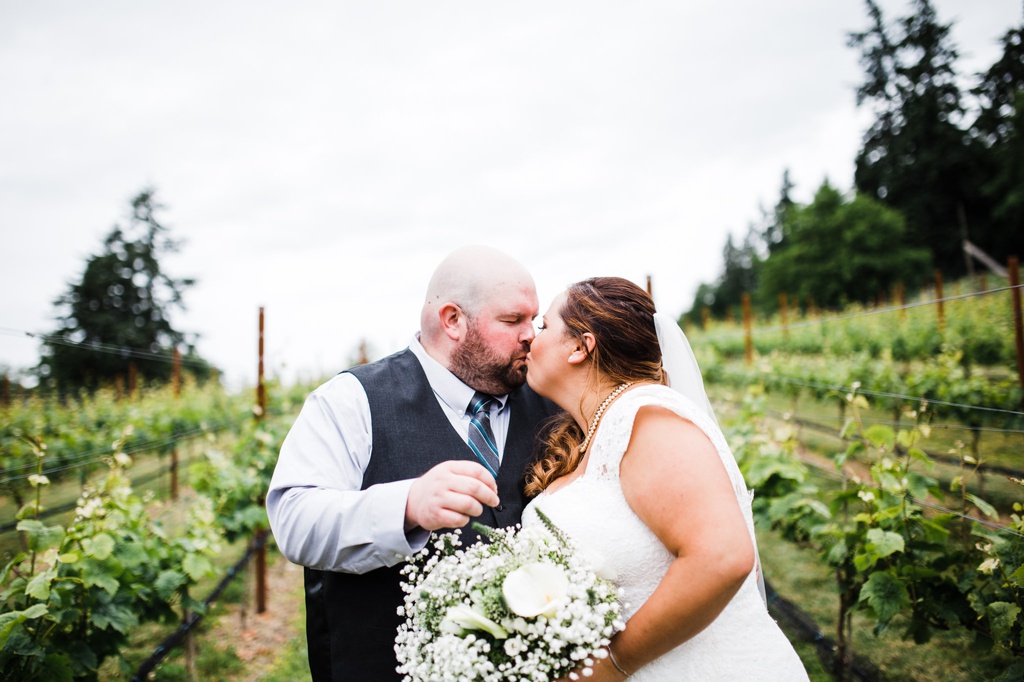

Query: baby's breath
left=396, top=516, right=624, bottom=682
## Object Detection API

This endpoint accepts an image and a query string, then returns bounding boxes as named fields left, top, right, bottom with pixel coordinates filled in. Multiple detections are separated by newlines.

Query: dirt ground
left=206, top=552, right=306, bottom=681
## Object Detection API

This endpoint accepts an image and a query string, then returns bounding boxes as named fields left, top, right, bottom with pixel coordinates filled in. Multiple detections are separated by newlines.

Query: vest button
left=495, top=504, right=504, bottom=512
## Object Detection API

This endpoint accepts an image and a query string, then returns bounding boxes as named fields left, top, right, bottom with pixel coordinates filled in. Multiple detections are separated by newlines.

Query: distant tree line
left=684, top=0, right=1024, bottom=323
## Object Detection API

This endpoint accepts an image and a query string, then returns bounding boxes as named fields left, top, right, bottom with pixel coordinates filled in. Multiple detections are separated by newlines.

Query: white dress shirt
left=266, top=337, right=510, bottom=573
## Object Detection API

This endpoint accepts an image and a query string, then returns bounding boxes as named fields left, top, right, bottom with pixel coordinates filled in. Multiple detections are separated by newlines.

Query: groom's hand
left=405, top=460, right=500, bottom=531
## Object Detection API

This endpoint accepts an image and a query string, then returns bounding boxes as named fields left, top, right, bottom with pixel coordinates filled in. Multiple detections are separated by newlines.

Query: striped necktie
left=467, top=391, right=500, bottom=478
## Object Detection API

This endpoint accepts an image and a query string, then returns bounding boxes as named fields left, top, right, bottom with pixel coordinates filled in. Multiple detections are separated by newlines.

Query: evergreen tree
left=683, top=228, right=761, bottom=326
left=761, top=169, right=796, bottom=257
left=848, top=0, right=985, bottom=275
left=972, top=25, right=1024, bottom=263
left=37, top=189, right=212, bottom=391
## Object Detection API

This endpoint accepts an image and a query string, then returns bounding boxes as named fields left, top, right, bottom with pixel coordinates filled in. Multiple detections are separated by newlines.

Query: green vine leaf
left=986, top=601, right=1022, bottom=644
left=966, top=493, right=999, bottom=520
left=81, top=533, right=115, bottom=560
left=25, top=566, right=57, bottom=601
left=37, top=653, right=74, bottom=682
left=0, top=603, right=49, bottom=643
left=82, top=567, right=119, bottom=596
left=864, top=424, right=895, bottom=449
left=115, top=539, right=149, bottom=567
left=859, top=570, right=910, bottom=629
left=16, top=520, right=65, bottom=553
left=855, top=529, right=905, bottom=571
left=182, top=553, right=213, bottom=581
left=155, top=569, right=186, bottom=600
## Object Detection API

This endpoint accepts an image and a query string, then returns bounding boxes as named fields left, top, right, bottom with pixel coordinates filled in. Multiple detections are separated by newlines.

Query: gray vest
left=304, top=348, right=558, bottom=682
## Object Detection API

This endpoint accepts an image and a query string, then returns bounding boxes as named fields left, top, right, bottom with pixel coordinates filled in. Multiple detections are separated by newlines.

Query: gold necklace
left=578, top=382, right=632, bottom=453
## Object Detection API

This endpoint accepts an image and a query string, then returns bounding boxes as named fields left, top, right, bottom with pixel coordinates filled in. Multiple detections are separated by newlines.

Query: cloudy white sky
left=1, top=1, right=1020, bottom=389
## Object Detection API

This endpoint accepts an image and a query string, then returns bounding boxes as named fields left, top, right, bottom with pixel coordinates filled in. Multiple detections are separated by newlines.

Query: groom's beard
left=450, top=325, right=528, bottom=396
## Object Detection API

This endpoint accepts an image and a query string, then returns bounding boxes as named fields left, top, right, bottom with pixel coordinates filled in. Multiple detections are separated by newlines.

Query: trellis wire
left=699, top=283, right=1023, bottom=341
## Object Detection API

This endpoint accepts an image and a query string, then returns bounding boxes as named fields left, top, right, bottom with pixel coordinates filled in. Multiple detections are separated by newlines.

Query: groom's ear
left=438, top=302, right=465, bottom=341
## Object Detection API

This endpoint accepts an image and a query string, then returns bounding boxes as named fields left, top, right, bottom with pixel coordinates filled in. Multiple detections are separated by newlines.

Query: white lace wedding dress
left=523, top=385, right=808, bottom=681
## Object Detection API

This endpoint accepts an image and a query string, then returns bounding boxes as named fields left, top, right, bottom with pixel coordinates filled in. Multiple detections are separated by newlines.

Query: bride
left=522, top=277, right=808, bottom=681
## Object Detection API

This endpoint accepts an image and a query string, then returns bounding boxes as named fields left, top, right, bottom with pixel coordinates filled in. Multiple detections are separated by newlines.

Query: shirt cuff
left=376, top=478, right=429, bottom=565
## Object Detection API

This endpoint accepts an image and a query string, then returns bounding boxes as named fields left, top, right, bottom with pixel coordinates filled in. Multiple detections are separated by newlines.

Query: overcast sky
left=1, top=1, right=1021, bottom=389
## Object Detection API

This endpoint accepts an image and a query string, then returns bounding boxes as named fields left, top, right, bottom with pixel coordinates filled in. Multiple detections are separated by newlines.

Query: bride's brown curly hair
left=524, top=277, right=664, bottom=496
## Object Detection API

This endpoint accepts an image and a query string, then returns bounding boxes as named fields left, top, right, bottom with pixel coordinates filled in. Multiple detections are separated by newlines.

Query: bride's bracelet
left=607, top=646, right=630, bottom=678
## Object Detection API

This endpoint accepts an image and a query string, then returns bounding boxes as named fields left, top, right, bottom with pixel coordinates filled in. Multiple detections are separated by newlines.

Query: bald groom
left=266, top=246, right=559, bottom=681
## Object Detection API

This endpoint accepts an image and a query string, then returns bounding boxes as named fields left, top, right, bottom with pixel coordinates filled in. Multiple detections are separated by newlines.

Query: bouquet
left=395, top=511, right=625, bottom=682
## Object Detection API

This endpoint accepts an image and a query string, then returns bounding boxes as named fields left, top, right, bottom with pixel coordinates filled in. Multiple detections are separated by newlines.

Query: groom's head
left=420, top=246, right=538, bottom=395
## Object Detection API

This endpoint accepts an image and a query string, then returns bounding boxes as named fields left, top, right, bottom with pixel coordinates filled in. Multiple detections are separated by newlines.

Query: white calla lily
left=440, top=604, right=509, bottom=639
left=502, top=562, right=569, bottom=618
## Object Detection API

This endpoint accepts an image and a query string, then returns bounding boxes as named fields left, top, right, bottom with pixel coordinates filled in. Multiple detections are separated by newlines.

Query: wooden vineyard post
left=895, top=281, right=906, bottom=320
left=646, top=274, right=653, bottom=299
left=1010, top=257, right=1024, bottom=408
left=170, top=349, right=181, bottom=501
left=128, top=361, right=138, bottom=399
left=935, top=270, right=945, bottom=332
left=779, top=292, right=789, bottom=341
left=255, top=307, right=268, bottom=614
left=701, top=306, right=711, bottom=330
left=742, top=293, right=753, bottom=366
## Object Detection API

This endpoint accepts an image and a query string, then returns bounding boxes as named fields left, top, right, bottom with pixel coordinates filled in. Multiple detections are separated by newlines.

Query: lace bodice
left=523, top=385, right=808, bottom=681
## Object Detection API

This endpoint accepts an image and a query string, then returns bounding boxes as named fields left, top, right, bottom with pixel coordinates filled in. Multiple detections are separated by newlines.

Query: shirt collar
left=409, top=336, right=508, bottom=414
